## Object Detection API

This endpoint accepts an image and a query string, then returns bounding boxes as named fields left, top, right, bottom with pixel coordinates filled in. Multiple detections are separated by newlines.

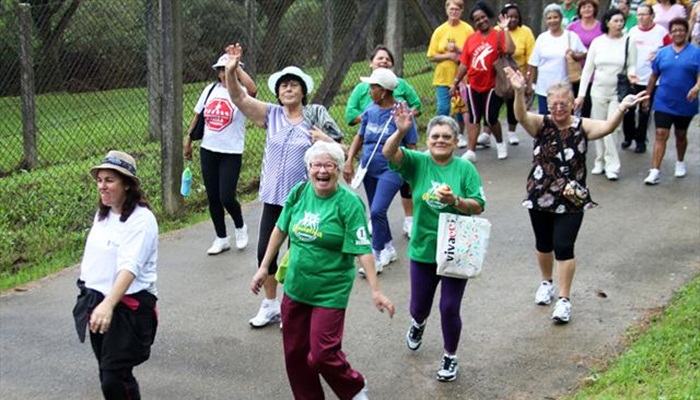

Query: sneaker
left=207, top=236, right=230, bottom=255
left=634, top=143, right=646, bottom=153
left=367, top=219, right=372, bottom=235
left=590, top=165, right=604, bottom=175
left=249, top=299, right=281, bottom=328
left=436, top=354, right=459, bottom=382
left=402, top=219, right=412, bottom=239
left=621, top=140, right=632, bottom=149
left=675, top=161, right=687, bottom=178
left=507, top=131, right=519, bottom=145
left=457, top=134, right=468, bottom=148
left=352, top=381, right=369, bottom=400
left=462, top=149, right=477, bottom=163
left=644, top=168, right=660, bottom=185
left=234, top=224, right=249, bottom=250
left=605, top=171, right=618, bottom=181
left=380, top=247, right=397, bottom=267
left=552, top=298, right=571, bottom=323
left=477, top=132, right=491, bottom=147
left=535, top=281, right=554, bottom=305
left=496, top=142, right=508, bottom=160
left=406, top=319, right=426, bottom=351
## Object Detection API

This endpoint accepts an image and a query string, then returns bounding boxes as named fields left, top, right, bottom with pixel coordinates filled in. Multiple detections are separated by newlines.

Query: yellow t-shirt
left=427, top=21, right=474, bottom=86
left=508, top=25, right=536, bottom=75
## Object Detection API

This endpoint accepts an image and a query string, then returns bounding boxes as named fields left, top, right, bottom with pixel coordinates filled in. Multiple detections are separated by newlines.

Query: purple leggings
left=409, top=260, right=469, bottom=354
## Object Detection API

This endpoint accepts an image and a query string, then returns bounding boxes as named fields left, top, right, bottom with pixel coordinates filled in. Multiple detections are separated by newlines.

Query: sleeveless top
left=522, top=116, right=597, bottom=213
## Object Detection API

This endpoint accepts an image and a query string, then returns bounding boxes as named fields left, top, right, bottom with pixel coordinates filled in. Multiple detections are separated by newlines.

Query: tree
left=258, top=0, right=295, bottom=72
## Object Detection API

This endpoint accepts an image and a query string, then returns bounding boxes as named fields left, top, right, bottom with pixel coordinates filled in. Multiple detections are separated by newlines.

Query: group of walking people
left=72, top=0, right=697, bottom=399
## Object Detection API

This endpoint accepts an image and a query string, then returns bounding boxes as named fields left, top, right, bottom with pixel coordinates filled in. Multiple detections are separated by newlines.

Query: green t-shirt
left=277, top=183, right=372, bottom=309
left=562, top=5, right=578, bottom=28
left=344, top=78, right=422, bottom=125
left=623, top=13, right=638, bottom=34
left=392, top=149, right=486, bottom=263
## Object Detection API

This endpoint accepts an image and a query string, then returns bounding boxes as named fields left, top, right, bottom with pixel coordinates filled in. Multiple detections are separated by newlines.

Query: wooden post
left=17, top=3, right=38, bottom=170
left=384, top=0, right=404, bottom=76
left=146, top=0, right=162, bottom=142
left=160, top=0, right=184, bottom=214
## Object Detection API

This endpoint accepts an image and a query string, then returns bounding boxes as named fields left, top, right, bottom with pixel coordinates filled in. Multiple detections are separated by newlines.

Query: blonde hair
left=445, top=0, right=464, bottom=9
left=546, top=83, right=575, bottom=103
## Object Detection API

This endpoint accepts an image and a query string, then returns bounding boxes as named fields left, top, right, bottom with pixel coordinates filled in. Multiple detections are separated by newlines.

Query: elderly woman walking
left=505, top=66, right=647, bottom=323
left=251, top=141, right=394, bottom=400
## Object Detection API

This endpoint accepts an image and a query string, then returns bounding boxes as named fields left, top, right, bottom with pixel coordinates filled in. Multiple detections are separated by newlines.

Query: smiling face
left=505, top=8, right=520, bottom=30
left=579, top=3, right=596, bottom=19
left=546, top=11, right=563, bottom=32
left=369, top=83, right=387, bottom=104
left=547, top=89, right=574, bottom=125
left=472, top=9, right=491, bottom=32
left=427, top=124, right=458, bottom=161
left=445, top=1, right=464, bottom=23
left=277, top=79, right=304, bottom=107
left=96, top=169, right=128, bottom=213
left=670, top=23, right=689, bottom=46
left=370, top=50, right=393, bottom=70
left=308, top=153, right=339, bottom=197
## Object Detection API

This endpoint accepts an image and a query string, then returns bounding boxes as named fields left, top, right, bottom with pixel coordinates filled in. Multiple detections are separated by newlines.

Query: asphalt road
left=1, top=126, right=698, bottom=400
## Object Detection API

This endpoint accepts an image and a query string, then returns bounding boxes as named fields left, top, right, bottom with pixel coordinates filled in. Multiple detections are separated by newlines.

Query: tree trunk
left=146, top=0, right=162, bottom=142
left=384, top=0, right=404, bottom=76
left=18, top=3, right=38, bottom=170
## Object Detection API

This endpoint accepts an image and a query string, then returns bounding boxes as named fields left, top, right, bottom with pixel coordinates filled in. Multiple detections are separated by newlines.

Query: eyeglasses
left=309, top=162, right=338, bottom=171
left=548, top=102, right=571, bottom=111
left=670, top=29, right=687, bottom=34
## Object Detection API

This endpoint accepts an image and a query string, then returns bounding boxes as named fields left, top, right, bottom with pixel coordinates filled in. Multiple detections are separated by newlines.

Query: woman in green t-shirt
left=250, top=141, right=395, bottom=400
left=383, top=104, right=486, bottom=383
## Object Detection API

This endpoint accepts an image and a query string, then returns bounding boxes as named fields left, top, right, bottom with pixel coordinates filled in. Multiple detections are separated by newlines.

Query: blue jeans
left=363, top=171, right=402, bottom=251
left=538, top=94, right=549, bottom=115
left=436, top=86, right=451, bottom=116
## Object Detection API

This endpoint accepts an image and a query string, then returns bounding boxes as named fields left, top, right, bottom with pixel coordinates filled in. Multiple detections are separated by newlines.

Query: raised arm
left=498, top=15, right=516, bottom=55
left=224, top=43, right=268, bottom=128
left=382, top=102, right=413, bottom=167
left=504, top=67, right=543, bottom=137
left=582, top=92, right=649, bottom=140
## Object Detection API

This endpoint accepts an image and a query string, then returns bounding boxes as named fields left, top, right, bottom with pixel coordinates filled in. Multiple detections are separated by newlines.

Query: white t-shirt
left=194, top=82, right=247, bottom=154
left=80, top=206, right=159, bottom=296
left=529, top=30, right=587, bottom=96
left=628, top=23, right=670, bottom=84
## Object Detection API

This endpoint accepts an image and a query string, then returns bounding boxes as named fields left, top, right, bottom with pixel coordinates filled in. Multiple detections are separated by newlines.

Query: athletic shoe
left=634, top=143, right=646, bottom=153
left=605, top=171, right=619, bottom=181
left=644, top=168, right=660, bottom=185
left=352, top=381, right=369, bottom=400
left=234, top=224, right=248, bottom=250
left=436, top=354, right=459, bottom=382
left=507, top=131, right=519, bottom=145
left=249, top=299, right=281, bottom=328
left=675, top=161, right=687, bottom=178
left=457, top=134, right=468, bottom=149
left=477, top=132, right=491, bottom=147
left=402, top=219, right=412, bottom=239
left=535, top=281, right=554, bottom=305
left=380, top=247, right=397, bottom=267
left=621, top=140, right=632, bottom=149
left=406, top=319, right=426, bottom=351
left=462, top=150, right=477, bottom=163
left=496, top=142, right=508, bottom=160
left=590, top=165, right=604, bottom=175
left=207, top=236, right=230, bottom=255
left=552, top=298, right=571, bottom=323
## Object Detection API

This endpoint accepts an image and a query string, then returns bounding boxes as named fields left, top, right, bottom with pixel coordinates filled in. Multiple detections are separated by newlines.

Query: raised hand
left=503, top=66, right=525, bottom=91
left=620, top=90, right=650, bottom=111
left=498, top=14, right=511, bottom=30
left=224, top=43, right=243, bottom=70
left=393, top=101, right=413, bottom=133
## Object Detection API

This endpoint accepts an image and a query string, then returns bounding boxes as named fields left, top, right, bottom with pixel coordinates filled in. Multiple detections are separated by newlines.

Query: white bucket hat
left=360, top=68, right=398, bottom=91
left=267, top=66, right=315, bottom=96
left=90, top=150, right=139, bottom=182
left=212, top=54, right=229, bottom=70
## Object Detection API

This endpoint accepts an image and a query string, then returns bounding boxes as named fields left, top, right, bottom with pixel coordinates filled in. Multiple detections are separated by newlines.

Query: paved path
left=2, top=127, right=699, bottom=399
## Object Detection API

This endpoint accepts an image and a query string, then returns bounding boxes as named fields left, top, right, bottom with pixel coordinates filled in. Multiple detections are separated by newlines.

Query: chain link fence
left=0, top=0, right=451, bottom=277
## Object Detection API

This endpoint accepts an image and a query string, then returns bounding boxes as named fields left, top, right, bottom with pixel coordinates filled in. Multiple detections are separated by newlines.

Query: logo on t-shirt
left=293, top=211, right=322, bottom=242
left=355, top=227, right=370, bottom=246
left=422, top=181, right=449, bottom=210
left=204, top=98, right=235, bottom=131
left=471, top=42, right=494, bottom=71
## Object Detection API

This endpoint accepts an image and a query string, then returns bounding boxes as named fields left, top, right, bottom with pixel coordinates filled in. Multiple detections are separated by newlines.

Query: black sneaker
left=634, top=143, right=646, bottom=153
left=621, top=140, right=632, bottom=149
left=406, top=319, right=425, bottom=351
left=437, top=354, right=459, bottom=382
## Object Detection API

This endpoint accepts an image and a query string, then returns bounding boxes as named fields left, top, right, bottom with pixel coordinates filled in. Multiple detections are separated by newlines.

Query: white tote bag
left=435, top=212, right=492, bottom=279
left=350, top=116, right=393, bottom=190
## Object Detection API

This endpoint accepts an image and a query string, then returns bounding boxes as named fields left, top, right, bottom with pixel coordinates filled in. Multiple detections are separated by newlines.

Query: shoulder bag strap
left=622, top=37, right=629, bottom=73
left=363, top=115, right=394, bottom=168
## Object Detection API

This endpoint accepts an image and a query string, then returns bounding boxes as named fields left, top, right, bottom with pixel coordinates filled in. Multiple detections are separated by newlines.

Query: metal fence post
left=17, top=3, right=38, bottom=170
left=160, top=0, right=184, bottom=215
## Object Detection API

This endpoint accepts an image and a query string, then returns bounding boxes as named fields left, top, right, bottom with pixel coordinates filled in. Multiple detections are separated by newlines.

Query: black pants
left=200, top=147, right=244, bottom=238
left=622, top=83, right=651, bottom=145
left=571, top=81, right=592, bottom=118
left=257, top=203, right=284, bottom=274
left=505, top=96, right=518, bottom=126
left=528, top=209, right=584, bottom=261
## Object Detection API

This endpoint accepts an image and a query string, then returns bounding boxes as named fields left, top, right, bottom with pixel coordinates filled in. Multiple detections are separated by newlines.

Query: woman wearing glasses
left=505, top=66, right=647, bottom=323
left=252, top=141, right=394, bottom=400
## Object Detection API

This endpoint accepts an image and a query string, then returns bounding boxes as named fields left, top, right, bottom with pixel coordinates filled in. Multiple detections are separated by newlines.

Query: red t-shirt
left=460, top=29, right=506, bottom=93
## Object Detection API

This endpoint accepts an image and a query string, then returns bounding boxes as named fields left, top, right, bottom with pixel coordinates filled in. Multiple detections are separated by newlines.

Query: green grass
left=566, top=277, right=700, bottom=400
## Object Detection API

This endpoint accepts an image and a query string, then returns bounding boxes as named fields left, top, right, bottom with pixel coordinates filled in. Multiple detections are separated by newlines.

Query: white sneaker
left=590, top=164, right=604, bottom=175
left=249, top=299, right=281, bottom=328
left=457, top=134, right=468, bottom=148
left=535, top=281, right=554, bottom=305
left=406, top=319, right=426, bottom=351
left=352, top=381, right=369, bottom=400
left=367, top=219, right=372, bottom=235
left=402, top=218, right=412, bottom=239
left=675, top=161, right=687, bottom=178
left=462, top=149, right=477, bottom=162
left=496, top=142, right=508, bottom=160
left=380, top=247, right=397, bottom=266
left=436, top=354, right=459, bottom=382
left=644, top=168, right=660, bottom=185
left=552, top=298, right=571, bottom=323
left=605, top=171, right=619, bottom=181
left=374, top=255, right=384, bottom=274
left=477, top=132, right=491, bottom=147
left=234, top=224, right=248, bottom=250
left=207, top=236, right=230, bottom=255
left=507, top=131, right=519, bottom=145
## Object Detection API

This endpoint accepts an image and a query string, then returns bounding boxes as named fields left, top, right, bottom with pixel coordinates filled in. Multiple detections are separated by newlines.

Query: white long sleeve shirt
left=579, top=34, right=637, bottom=99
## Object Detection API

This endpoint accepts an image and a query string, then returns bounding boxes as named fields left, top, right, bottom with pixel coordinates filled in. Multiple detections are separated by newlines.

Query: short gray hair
left=543, top=3, right=563, bottom=19
left=426, top=115, right=460, bottom=140
left=304, top=141, right=345, bottom=172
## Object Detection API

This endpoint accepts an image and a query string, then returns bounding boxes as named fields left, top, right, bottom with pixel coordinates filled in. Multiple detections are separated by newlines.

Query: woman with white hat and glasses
left=184, top=50, right=258, bottom=255
left=224, top=43, right=344, bottom=328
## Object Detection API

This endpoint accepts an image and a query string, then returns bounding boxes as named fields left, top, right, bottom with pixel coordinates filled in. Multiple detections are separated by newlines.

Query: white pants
left=590, top=96, right=621, bottom=174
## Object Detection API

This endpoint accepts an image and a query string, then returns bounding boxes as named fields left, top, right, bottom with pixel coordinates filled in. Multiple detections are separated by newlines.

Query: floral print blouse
left=522, top=116, right=597, bottom=213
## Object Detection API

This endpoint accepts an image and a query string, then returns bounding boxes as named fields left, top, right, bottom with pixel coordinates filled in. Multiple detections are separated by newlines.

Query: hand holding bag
left=566, top=31, right=582, bottom=83
left=494, top=30, right=519, bottom=99
left=617, top=37, right=634, bottom=102
left=436, top=212, right=492, bottom=279
left=189, top=83, right=217, bottom=141
left=350, top=116, right=393, bottom=190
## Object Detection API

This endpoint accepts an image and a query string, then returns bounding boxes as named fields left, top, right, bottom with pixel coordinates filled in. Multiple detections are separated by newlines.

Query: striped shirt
left=259, top=104, right=312, bottom=206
